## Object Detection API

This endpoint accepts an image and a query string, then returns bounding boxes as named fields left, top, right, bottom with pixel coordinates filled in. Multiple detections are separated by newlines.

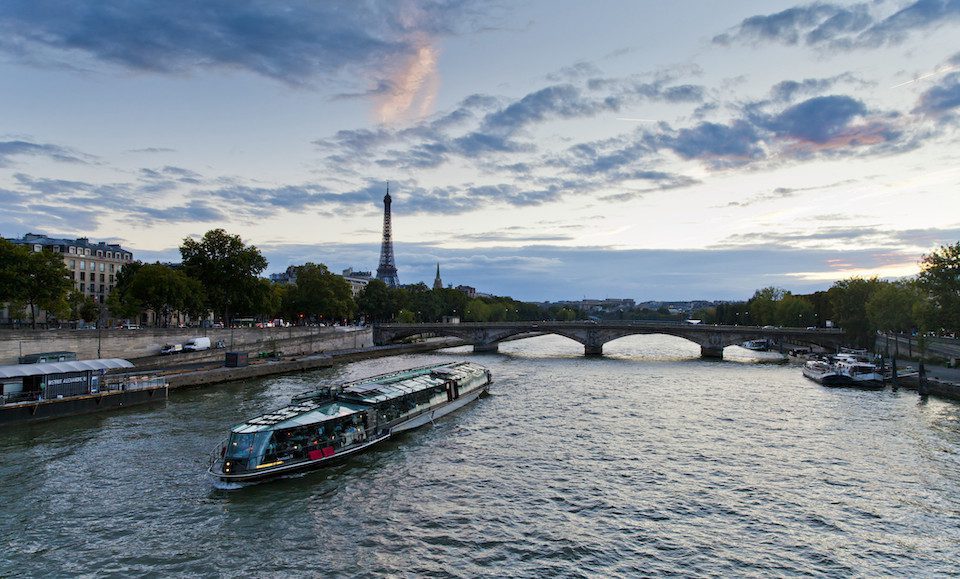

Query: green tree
left=866, top=281, right=919, bottom=334
left=775, top=294, right=815, bottom=327
left=180, top=229, right=268, bottom=324
left=917, top=242, right=960, bottom=332
left=106, top=260, right=144, bottom=322
left=127, top=264, right=206, bottom=327
left=829, top=277, right=882, bottom=347
left=68, top=290, right=101, bottom=323
left=748, top=286, right=786, bottom=326
left=464, top=299, right=490, bottom=322
left=16, top=248, right=74, bottom=328
left=281, top=263, right=354, bottom=323
left=356, top=279, right=401, bottom=322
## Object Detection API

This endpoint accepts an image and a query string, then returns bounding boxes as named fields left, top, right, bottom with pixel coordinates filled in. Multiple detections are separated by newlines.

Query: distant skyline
left=2, top=1, right=959, bottom=301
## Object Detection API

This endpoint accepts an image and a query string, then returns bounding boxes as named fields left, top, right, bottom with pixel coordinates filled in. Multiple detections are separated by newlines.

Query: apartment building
left=9, top=233, right=134, bottom=304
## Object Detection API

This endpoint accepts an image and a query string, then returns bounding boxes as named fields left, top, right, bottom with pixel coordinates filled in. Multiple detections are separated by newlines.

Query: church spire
left=433, top=262, right=443, bottom=290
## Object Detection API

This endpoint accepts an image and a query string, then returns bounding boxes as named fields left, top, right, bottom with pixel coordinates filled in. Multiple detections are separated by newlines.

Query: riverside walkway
left=374, top=321, right=844, bottom=359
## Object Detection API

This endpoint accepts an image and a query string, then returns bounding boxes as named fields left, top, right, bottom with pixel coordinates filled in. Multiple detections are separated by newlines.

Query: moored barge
left=0, top=359, right=168, bottom=426
left=208, top=361, right=492, bottom=485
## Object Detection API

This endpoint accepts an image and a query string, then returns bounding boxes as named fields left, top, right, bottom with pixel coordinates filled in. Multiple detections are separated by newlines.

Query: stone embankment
left=164, top=338, right=465, bottom=389
left=0, top=326, right=373, bottom=365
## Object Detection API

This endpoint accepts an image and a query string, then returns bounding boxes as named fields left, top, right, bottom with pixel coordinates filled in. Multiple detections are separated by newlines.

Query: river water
left=2, top=335, right=959, bottom=577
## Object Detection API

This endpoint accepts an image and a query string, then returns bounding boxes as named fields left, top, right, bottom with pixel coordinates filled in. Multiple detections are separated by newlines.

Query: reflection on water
left=2, top=334, right=959, bottom=576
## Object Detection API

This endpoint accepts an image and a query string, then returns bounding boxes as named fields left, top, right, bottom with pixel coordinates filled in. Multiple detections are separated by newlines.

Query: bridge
left=373, top=321, right=845, bottom=359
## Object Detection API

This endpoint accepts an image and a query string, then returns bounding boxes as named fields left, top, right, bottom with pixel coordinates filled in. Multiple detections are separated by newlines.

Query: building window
left=79, top=282, right=84, bottom=292
left=69, top=246, right=76, bottom=254
left=88, top=283, right=95, bottom=292
left=80, top=272, right=86, bottom=281
left=99, top=273, right=104, bottom=282
left=69, top=260, right=76, bottom=268
left=109, top=274, right=114, bottom=283
left=99, top=285, right=105, bottom=293
left=100, top=262, right=105, bottom=272
left=80, top=260, right=85, bottom=270
left=109, top=264, right=115, bottom=273
left=97, top=250, right=103, bottom=257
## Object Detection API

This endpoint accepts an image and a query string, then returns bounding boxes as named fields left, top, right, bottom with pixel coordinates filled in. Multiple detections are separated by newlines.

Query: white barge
left=208, top=361, right=491, bottom=485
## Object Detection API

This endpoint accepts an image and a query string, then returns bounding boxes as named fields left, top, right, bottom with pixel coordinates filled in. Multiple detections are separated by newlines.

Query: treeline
left=1, top=227, right=582, bottom=328
left=693, top=243, right=960, bottom=348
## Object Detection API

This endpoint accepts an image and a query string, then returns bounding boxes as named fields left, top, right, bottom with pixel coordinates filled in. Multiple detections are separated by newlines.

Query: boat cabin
left=222, top=400, right=372, bottom=474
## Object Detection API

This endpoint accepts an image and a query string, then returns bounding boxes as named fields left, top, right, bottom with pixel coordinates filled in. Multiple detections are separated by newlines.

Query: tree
left=126, top=264, right=206, bottom=327
left=180, top=229, right=268, bottom=324
left=748, top=286, right=787, bottom=326
left=106, top=260, right=144, bottom=322
left=917, top=242, right=960, bottom=332
left=356, top=279, right=401, bottom=323
left=16, top=248, right=73, bottom=328
left=68, top=290, right=101, bottom=323
left=280, top=263, right=354, bottom=323
left=775, top=294, right=815, bottom=327
left=829, top=277, right=882, bottom=347
left=866, top=281, right=919, bottom=334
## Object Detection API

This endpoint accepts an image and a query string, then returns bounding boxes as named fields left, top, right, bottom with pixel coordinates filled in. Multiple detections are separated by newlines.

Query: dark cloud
left=760, top=95, right=866, bottom=143
left=0, top=0, right=483, bottom=86
left=0, top=140, right=92, bottom=167
left=648, top=121, right=764, bottom=168
left=913, top=71, right=960, bottom=117
left=768, top=73, right=868, bottom=102
left=135, top=201, right=227, bottom=225
left=715, top=1, right=960, bottom=50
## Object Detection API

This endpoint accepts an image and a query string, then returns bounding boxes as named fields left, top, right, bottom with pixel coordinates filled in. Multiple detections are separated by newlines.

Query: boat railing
left=1, top=376, right=167, bottom=406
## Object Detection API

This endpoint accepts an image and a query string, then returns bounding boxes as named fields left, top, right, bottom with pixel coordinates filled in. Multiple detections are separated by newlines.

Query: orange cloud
left=376, top=35, right=439, bottom=124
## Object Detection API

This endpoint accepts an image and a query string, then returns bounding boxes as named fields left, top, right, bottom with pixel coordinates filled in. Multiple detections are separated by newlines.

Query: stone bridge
left=373, top=321, right=844, bottom=360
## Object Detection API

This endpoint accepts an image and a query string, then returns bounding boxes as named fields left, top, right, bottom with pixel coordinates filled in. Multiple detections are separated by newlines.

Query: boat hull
left=0, top=386, right=168, bottom=427
left=210, top=385, right=488, bottom=485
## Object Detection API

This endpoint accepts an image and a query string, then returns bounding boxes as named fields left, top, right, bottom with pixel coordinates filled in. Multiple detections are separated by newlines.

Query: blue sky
left=2, top=0, right=959, bottom=301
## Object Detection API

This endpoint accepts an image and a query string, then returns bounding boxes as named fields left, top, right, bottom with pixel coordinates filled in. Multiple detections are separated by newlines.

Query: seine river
left=3, top=335, right=959, bottom=576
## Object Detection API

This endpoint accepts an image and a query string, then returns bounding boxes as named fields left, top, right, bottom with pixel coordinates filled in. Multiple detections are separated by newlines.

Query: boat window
left=226, top=433, right=256, bottom=459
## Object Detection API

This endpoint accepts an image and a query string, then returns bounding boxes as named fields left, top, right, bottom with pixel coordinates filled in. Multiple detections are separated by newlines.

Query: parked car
left=160, top=343, right=183, bottom=355
left=183, top=337, right=211, bottom=352
left=119, top=323, right=140, bottom=330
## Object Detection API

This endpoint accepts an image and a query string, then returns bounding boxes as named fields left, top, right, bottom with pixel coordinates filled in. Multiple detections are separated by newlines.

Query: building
left=269, top=265, right=299, bottom=285
left=7, top=233, right=133, bottom=305
left=455, top=285, right=476, bottom=299
left=341, top=268, right=372, bottom=297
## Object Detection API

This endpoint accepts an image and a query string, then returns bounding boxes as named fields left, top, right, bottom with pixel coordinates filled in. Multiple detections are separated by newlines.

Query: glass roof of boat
left=232, top=400, right=369, bottom=433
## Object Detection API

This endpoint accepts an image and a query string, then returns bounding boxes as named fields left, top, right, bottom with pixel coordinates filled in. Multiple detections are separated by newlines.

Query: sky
left=1, top=0, right=959, bottom=302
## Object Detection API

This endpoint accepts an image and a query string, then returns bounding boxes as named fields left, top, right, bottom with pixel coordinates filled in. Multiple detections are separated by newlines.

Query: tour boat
left=208, top=361, right=492, bottom=486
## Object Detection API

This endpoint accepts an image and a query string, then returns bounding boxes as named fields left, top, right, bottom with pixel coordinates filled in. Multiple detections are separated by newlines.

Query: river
left=2, top=334, right=959, bottom=576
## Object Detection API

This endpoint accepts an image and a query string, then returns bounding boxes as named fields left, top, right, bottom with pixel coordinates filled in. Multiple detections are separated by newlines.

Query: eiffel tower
left=375, top=184, right=400, bottom=287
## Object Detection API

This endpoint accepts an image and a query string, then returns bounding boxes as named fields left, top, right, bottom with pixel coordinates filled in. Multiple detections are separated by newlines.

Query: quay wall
left=0, top=327, right=371, bottom=365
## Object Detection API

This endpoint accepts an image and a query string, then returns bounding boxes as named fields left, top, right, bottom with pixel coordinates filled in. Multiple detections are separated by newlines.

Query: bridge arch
left=373, top=322, right=843, bottom=360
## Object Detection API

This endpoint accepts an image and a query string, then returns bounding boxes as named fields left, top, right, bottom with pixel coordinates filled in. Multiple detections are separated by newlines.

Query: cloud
left=768, top=73, right=869, bottom=102
left=913, top=71, right=960, bottom=117
left=715, top=1, right=960, bottom=50
left=0, top=140, right=92, bottom=167
left=647, top=120, right=764, bottom=168
left=0, top=0, right=482, bottom=90
left=760, top=95, right=866, bottom=143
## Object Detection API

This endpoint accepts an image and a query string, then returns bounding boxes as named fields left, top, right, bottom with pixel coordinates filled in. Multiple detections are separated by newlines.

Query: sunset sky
left=2, top=0, right=959, bottom=300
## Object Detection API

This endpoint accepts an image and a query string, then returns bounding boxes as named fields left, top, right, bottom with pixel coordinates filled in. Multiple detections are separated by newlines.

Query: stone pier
left=700, top=345, right=724, bottom=360
left=473, top=343, right=499, bottom=353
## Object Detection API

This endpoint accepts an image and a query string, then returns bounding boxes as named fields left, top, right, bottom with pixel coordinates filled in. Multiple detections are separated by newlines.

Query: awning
left=0, top=358, right=135, bottom=379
